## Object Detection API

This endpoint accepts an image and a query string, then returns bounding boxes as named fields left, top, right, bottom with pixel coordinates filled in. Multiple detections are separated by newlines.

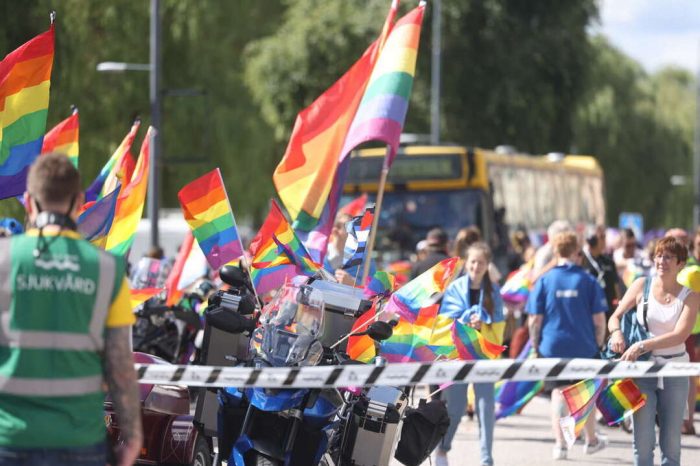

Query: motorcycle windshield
left=257, top=283, right=325, bottom=366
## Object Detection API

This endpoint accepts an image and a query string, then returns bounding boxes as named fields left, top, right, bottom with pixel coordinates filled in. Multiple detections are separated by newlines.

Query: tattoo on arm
left=104, top=326, right=142, bottom=445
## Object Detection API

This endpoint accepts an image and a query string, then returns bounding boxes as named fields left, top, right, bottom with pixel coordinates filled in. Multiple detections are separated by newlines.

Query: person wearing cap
left=411, top=227, right=449, bottom=279
left=0, top=154, right=142, bottom=466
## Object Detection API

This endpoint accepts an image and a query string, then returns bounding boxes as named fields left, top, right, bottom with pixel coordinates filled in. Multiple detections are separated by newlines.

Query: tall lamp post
left=96, top=0, right=161, bottom=250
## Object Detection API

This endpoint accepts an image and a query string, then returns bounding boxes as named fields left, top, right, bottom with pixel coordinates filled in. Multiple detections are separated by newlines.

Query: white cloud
left=597, top=0, right=700, bottom=72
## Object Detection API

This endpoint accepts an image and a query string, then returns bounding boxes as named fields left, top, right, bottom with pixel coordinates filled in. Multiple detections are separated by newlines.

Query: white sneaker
left=583, top=435, right=608, bottom=455
left=552, top=445, right=567, bottom=460
left=434, top=449, right=449, bottom=466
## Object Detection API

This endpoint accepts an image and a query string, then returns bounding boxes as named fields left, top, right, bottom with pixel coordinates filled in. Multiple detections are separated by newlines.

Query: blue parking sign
left=619, top=212, right=644, bottom=241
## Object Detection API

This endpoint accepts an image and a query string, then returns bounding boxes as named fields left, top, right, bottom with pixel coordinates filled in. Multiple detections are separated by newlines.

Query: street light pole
left=149, top=0, right=161, bottom=250
left=430, top=0, right=441, bottom=145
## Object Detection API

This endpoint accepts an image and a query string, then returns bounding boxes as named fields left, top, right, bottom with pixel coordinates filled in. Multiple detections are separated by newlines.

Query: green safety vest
left=0, top=232, right=125, bottom=448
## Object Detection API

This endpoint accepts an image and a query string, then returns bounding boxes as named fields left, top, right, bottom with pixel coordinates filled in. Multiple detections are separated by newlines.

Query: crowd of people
left=397, top=220, right=700, bottom=466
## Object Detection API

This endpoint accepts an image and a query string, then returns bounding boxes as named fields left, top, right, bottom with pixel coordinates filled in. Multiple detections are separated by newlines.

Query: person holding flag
left=436, top=242, right=504, bottom=466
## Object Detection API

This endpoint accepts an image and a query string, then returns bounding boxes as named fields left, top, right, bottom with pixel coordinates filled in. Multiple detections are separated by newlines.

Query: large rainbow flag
left=85, top=119, right=140, bottom=202
left=339, top=2, right=425, bottom=167
left=383, top=257, right=461, bottom=323
left=41, top=107, right=79, bottom=167
left=178, top=168, right=244, bottom=270
left=77, top=182, right=120, bottom=248
left=0, top=23, right=54, bottom=200
left=104, top=127, right=152, bottom=255
left=249, top=200, right=315, bottom=295
left=272, top=1, right=399, bottom=259
left=381, top=304, right=456, bottom=363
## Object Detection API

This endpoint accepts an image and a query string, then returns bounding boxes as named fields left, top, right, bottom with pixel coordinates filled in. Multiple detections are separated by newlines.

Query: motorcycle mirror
left=220, top=265, right=248, bottom=289
left=365, top=321, right=393, bottom=342
left=206, top=306, right=257, bottom=334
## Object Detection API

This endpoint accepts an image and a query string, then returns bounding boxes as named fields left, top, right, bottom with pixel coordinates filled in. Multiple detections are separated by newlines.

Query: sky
left=596, top=0, right=700, bottom=73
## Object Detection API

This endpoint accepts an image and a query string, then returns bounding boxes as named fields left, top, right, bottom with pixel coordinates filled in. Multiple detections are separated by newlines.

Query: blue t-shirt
left=526, top=264, right=608, bottom=358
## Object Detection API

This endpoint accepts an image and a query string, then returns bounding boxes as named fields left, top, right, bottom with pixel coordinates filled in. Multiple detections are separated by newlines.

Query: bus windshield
left=342, top=189, right=484, bottom=262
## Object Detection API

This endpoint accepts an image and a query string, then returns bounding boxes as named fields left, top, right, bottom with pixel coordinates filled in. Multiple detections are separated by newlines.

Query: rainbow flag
left=0, top=24, right=54, bottom=200
left=130, top=287, right=164, bottom=309
left=272, top=1, right=399, bottom=259
left=381, top=304, right=457, bottom=362
left=452, top=320, right=507, bottom=360
left=595, top=378, right=646, bottom=426
left=85, top=119, right=140, bottom=202
left=104, top=127, right=152, bottom=255
left=559, top=378, right=607, bottom=448
left=249, top=200, right=308, bottom=295
left=387, top=260, right=411, bottom=287
left=383, top=257, right=461, bottom=323
left=166, top=231, right=194, bottom=306
left=347, top=305, right=377, bottom=363
left=41, top=107, right=79, bottom=167
left=500, top=262, right=533, bottom=304
left=340, top=2, right=425, bottom=167
left=495, top=340, right=543, bottom=420
left=364, top=270, right=396, bottom=298
left=178, top=168, right=244, bottom=270
left=77, top=182, right=120, bottom=248
left=271, top=234, right=321, bottom=275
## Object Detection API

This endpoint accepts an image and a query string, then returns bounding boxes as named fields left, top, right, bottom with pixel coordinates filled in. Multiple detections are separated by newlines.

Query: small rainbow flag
left=340, top=2, right=425, bottom=167
left=130, top=287, right=165, bottom=309
left=559, top=378, right=607, bottom=448
left=383, top=257, right=461, bottom=323
left=595, top=378, right=646, bottom=426
left=0, top=23, right=54, bottom=200
left=165, top=231, right=206, bottom=306
left=271, top=233, right=321, bottom=275
left=347, top=304, right=377, bottom=363
left=249, top=200, right=310, bottom=295
left=500, top=262, right=533, bottom=304
left=41, top=107, right=79, bottom=167
left=339, top=193, right=367, bottom=217
left=178, top=168, right=244, bottom=270
left=85, top=119, right=140, bottom=202
left=451, top=320, right=507, bottom=360
left=104, top=127, right=152, bottom=255
left=364, top=270, right=396, bottom=298
left=386, top=260, right=411, bottom=287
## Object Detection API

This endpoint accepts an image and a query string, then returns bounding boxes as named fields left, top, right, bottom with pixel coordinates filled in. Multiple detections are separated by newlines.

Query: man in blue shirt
left=526, top=231, right=607, bottom=460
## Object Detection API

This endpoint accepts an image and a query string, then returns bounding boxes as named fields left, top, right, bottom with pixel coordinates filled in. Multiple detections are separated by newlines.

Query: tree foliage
left=0, top=0, right=696, bottom=230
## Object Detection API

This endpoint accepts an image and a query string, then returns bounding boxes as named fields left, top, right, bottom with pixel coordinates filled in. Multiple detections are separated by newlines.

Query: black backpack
left=394, top=398, right=450, bottom=466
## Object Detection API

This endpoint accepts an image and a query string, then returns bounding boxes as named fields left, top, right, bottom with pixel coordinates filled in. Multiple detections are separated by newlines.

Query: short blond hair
left=552, top=231, right=579, bottom=258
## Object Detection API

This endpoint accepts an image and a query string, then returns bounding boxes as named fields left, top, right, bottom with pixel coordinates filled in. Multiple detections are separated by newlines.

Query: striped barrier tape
left=136, top=358, right=700, bottom=388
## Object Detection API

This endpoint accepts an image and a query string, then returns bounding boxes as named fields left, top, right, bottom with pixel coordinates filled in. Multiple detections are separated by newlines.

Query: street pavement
left=391, top=392, right=700, bottom=466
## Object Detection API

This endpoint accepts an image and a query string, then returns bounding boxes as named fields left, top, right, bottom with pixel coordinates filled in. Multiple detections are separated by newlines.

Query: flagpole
left=329, top=306, right=386, bottom=350
left=361, top=144, right=391, bottom=283
left=240, top=254, right=262, bottom=307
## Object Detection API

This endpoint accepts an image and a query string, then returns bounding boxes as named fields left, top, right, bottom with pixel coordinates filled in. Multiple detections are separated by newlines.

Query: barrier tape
left=136, top=359, right=700, bottom=388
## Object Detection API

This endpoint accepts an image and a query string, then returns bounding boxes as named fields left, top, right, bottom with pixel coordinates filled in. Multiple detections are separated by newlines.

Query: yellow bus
left=343, top=144, right=605, bottom=263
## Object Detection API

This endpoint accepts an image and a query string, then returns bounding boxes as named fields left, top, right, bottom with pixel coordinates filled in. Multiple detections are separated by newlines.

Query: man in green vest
left=0, top=153, right=142, bottom=465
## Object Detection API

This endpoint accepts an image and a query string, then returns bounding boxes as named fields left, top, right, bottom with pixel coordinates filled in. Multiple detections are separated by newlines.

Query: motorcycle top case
left=308, top=280, right=372, bottom=350
left=348, top=386, right=408, bottom=466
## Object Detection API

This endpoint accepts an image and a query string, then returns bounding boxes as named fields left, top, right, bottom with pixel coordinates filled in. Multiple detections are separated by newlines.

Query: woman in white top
left=608, top=236, right=699, bottom=466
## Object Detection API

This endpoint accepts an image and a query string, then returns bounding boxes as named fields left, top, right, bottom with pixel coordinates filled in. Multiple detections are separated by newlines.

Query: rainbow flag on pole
left=41, top=107, right=79, bottom=167
left=77, top=182, right=120, bottom=248
left=85, top=119, right=140, bottom=202
left=495, top=340, right=543, bottom=419
left=130, top=287, right=164, bottom=309
left=0, top=23, right=54, bottom=199
left=340, top=2, right=425, bottom=167
left=347, top=304, right=378, bottom=363
left=178, top=168, right=244, bottom=270
left=381, top=304, right=456, bottom=362
left=249, top=200, right=318, bottom=295
left=559, top=378, right=607, bottom=448
left=104, top=127, right=152, bottom=255
left=364, top=270, right=396, bottom=298
left=595, top=378, right=646, bottom=426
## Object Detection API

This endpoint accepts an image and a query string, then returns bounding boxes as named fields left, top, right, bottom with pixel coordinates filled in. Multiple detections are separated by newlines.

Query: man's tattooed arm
left=527, top=314, right=543, bottom=355
left=104, top=326, right=142, bottom=464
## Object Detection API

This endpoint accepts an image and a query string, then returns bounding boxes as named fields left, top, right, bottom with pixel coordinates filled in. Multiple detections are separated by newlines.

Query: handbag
left=600, top=278, right=651, bottom=361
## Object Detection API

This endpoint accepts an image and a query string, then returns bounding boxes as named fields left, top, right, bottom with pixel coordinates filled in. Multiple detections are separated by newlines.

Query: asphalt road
left=391, top=392, right=700, bottom=466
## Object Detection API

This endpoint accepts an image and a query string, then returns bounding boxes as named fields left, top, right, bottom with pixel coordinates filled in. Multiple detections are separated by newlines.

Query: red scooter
left=105, top=352, right=212, bottom=466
